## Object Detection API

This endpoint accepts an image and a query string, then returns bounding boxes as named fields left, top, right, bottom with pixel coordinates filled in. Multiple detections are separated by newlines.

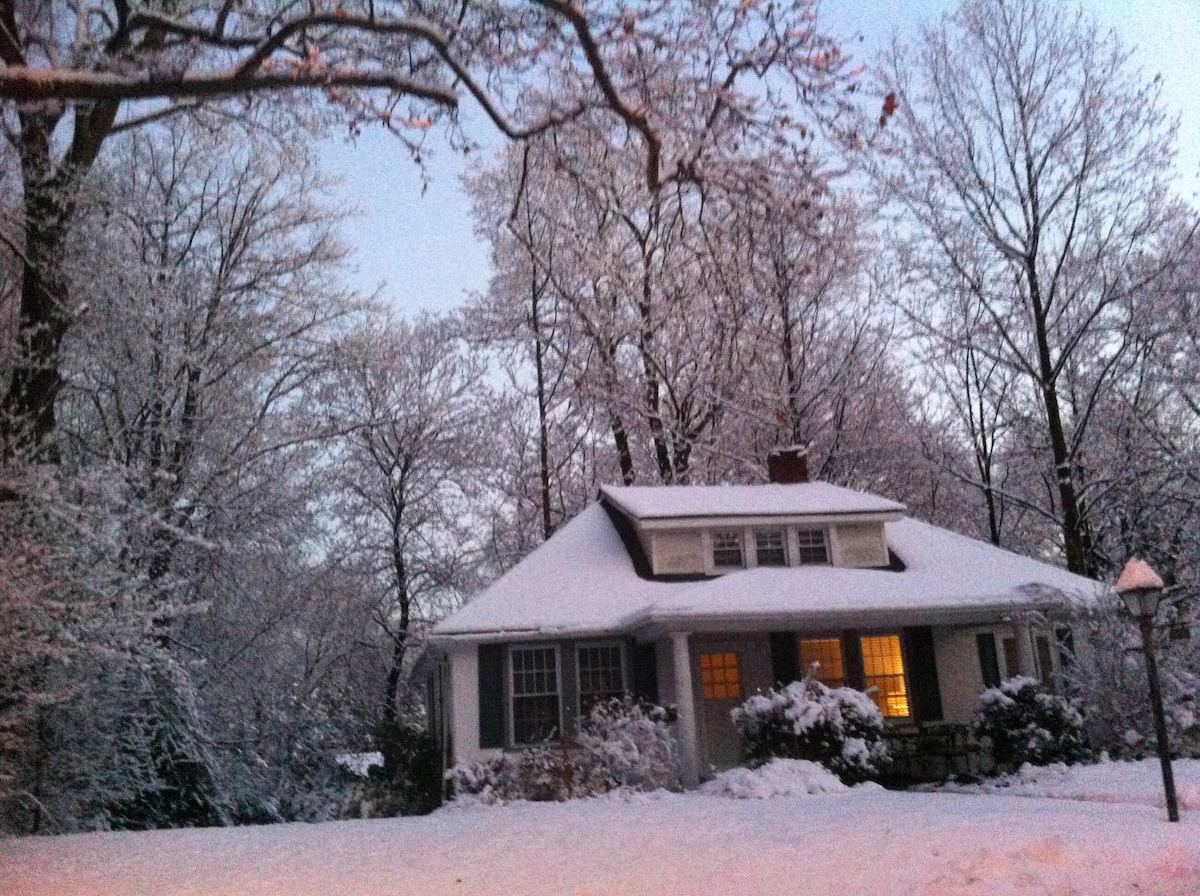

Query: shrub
left=970, top=676, right=1093, bottom=770
left=1064, top=593, right=1200, bottom=759
left=354, top=722, right=443, bottom=817
left=730, top=676, right=889, bottom=784
left=448, top=696, right=679, bottom=802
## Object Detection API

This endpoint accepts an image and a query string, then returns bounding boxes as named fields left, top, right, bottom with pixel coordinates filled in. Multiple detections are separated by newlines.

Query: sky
left=320, top=0, right=1200, bottom=317
left=5, top=758, right=1199, bottom=895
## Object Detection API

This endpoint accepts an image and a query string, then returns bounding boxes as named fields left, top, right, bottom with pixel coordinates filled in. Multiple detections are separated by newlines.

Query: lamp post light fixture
left=1115, top=558, right=1180, bottom=823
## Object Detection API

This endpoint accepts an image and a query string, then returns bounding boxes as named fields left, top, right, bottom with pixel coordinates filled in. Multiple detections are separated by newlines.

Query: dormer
left=598, top=477, right=906, bottom=578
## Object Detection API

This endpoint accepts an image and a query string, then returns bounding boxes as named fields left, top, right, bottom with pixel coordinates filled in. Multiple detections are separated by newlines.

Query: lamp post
left=1115, top=558, right=1180, bottom=823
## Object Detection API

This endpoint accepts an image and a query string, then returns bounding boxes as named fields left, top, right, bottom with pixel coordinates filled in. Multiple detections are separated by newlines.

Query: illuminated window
left=795, top=529, right=828, bottom=564
left=699, top=652, right=741, bottom=699
left=511, top=647, right=560, bottom=744
left=755, top=530, right=787, bottom=566
left=711, top=531, right=743, bottom=568
left=577, top=643, right=625, bottom=710
left=799, top=638, right=845, bottom=688
left=861, top=635, right=909, bottom=718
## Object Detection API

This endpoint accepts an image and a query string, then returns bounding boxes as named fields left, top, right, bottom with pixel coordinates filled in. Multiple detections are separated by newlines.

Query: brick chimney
left=767, top=445, right=809, bottom=484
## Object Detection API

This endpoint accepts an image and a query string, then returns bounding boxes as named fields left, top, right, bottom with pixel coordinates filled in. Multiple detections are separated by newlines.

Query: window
left=699, top=652, right=741, bottom=699
left=754, top=529, right=787, bottom=566
left=577, top=643, right=625, bottom=710
left=799, top=638, right=845, bottom=688
left=795, top=529, right=828, bottom=564
left=711, top=531, right=743, bottom=568
left=861, top=635, right=909, bottom=718
left=511, top=647, right=560, bottom=745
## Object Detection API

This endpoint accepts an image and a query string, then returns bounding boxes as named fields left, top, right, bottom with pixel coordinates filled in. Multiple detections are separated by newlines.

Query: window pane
left=861, top=635, right=909, bottom=718
left=712, top=531, right=743, bottom=568
left=799, top=638, right=845, bottom=688
left=578, top=644, right=624, bottom=709
left=700, top=652, right=741, bottom=700
left=512, top=647, right=560, bottom=744
left=755, top=530, right=787, bottom=566
left=795, top=529, right=828, bottom=564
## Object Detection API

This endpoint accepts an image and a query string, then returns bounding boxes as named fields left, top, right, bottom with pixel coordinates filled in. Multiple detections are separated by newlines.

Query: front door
left=691, top=635, right=772, bottom=776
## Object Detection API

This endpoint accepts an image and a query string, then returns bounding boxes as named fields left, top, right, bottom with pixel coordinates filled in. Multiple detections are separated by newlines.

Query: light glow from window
left=799, top=638, right=845, bottom=688
left=699, top=652, right=741, bottom=699
left=861, top=635, right=909, bottom=718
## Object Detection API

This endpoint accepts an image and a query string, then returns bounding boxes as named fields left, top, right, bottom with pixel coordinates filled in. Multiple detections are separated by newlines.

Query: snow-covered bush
left=699, top=758, right=851, bottom=799
left=448, top=696, right=679, bottom=802
left=730, top=677, right=889, bottom=784
left=970, top=676, right=1093, bottom=770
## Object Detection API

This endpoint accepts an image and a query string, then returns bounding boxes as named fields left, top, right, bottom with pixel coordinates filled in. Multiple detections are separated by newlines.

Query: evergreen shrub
left=970, top=676, right=1093, bottom=770
left=730, top=675, right=889, bottom=784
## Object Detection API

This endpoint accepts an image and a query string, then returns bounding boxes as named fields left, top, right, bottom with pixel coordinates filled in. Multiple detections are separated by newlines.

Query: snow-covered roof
left=599, top=482, right=906, bottom=521
left=432, top=494, right=1099, bottom=641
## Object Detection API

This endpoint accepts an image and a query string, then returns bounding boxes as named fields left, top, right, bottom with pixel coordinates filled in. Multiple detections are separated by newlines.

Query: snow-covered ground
left=4, top=758, right=1199, bottom=896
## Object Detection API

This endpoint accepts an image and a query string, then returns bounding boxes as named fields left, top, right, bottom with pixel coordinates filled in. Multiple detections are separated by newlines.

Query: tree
left=1, top=118, right=368, bottom=832
left=0, top=0, right=852, bottom=453
left=325, top=313, right=489, bottom=726
left=874, top=0, right=1194, bottom=575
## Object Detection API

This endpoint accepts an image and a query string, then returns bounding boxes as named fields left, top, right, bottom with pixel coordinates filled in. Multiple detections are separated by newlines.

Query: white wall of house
left=933, top=628, right=988, bottom=724
left=446, top=643, right=501, bottom=766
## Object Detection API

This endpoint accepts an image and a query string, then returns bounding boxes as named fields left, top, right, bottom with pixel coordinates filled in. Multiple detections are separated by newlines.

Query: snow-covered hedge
left=448, top=696, right=679, bottom=802
left=970, top=676, right=1093, bottom=770
left=730, top=677, right=889, bottom=784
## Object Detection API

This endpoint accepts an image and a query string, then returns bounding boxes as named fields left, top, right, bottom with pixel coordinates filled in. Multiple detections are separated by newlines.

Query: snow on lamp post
left=1115, top=558, right=1180, bottom=823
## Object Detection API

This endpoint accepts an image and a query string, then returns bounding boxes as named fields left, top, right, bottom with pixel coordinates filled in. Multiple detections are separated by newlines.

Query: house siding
left=934, top=628, right=990, bottom=724
left=830, top=522, right=889, bottom=568
left=650, top=530, right=705, bottom=575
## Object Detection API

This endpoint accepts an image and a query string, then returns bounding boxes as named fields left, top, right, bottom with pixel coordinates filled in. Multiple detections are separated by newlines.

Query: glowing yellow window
left=861, top=635, right=910, bottom=718
left=699, top=652, right=741, bottom=699
left=799, top=638, right=845, bottom=688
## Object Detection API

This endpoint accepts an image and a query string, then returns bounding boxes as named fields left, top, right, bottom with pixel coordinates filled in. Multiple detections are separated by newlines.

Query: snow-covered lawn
left=4, top=758, right=1199, bottom=896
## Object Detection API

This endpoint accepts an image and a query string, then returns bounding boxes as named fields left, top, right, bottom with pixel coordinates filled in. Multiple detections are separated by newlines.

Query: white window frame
left=710, top=529, right=744, bottom=570
left=794, top=527, right=829, bottom=565
left=509, top=644, right=562, bottom=746
left=753, top=528, right=788, bottom=567
left=576, top=641, right=626, bottom=712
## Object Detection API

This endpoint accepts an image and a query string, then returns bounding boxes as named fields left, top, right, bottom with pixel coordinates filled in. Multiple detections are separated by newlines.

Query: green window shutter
left=769, top=632, right=799, bottom=685
left=631, top=641, right=658, bottom=704
left=478, top=644, right=505, bottom=749
left=976, top=633, right=1001, bottom=689
left=902, top=627, right=944, bottom=722
left=841, top=630, right=866, bottom=692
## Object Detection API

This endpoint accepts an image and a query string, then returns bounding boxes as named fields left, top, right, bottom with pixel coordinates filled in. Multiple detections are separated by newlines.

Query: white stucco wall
left=446, top=643, right=502, bottom=766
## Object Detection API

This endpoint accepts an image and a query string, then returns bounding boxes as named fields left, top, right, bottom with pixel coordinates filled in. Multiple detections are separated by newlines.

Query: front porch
left=655, top=619, right=1047, bottom=786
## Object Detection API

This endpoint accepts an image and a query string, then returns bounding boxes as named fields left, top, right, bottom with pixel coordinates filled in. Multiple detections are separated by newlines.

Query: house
left=425, top=448, right=1097, bottom=785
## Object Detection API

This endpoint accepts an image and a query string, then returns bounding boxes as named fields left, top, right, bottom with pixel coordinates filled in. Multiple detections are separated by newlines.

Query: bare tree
left=873, top=0, right=1193, bottom=575
left=326, top=313, right=488, bottom=726
left=0, top=0, right=852, bottom=454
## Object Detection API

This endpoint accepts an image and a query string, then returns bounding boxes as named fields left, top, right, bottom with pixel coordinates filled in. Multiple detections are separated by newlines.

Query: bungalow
left=426, top=449, right=1097, bottom=785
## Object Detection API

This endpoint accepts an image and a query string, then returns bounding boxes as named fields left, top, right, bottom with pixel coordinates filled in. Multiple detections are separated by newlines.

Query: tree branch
left=0, top=66, right=459, bottom=105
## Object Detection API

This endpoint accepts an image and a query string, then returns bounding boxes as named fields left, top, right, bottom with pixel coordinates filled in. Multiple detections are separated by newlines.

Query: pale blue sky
left=322, top=0, right=1200, bottom=316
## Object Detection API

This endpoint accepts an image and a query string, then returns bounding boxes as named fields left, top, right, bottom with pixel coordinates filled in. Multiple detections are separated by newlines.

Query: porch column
left=670, top=631, right=699, bottom=789
left=1014, top=621, right=1036, bottom=678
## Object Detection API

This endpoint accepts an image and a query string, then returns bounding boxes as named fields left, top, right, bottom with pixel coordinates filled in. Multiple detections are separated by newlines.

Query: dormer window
left=754, top=529, right=787, bottom=566
left=711, top=530, right=743, bottom=568
left=796, top=529, right=829, bottom=564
